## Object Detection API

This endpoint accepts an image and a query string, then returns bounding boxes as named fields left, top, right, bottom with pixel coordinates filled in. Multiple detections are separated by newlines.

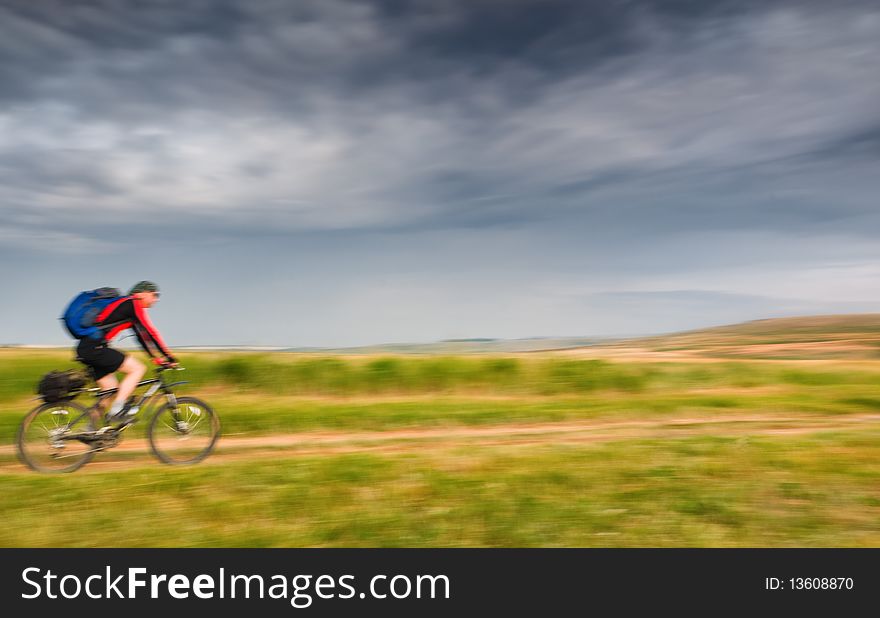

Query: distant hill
left=593, top=314, right=880, bottom=360
left=180, top=315, right=880, bottom=359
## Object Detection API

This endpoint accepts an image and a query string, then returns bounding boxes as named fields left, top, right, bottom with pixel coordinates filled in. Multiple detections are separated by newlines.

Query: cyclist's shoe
left=105, top=403, right=139, bottom=424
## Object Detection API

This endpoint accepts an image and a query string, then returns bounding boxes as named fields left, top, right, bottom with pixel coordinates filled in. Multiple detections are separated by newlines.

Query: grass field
left=1, top=336, right=879, bottom=547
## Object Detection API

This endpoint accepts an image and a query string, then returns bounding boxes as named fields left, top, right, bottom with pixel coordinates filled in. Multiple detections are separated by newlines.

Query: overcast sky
left=1, top=0, right=879, bottom=347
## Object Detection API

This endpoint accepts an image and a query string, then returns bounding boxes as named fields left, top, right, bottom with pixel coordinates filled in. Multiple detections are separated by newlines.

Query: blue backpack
left=61, top=288, right=123, bottom=341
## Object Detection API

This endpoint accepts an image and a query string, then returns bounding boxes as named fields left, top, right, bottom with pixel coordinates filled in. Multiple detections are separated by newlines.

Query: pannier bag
left=36, top=369, right=88, bottom=404
left=61, top=287, right=122, bottom=340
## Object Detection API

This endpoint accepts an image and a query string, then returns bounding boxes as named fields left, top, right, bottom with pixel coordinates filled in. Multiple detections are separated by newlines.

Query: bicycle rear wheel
left=147, top=396, right=220, bottom=465
left=17, top=401, right=97, bottom=473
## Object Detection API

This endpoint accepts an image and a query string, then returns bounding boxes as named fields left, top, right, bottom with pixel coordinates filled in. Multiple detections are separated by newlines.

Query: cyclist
left=76, top=281, right=177, bottom=422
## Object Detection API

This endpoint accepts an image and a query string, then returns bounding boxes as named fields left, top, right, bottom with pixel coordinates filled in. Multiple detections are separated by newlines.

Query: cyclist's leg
left=111, top=355, right=145, bottom=409
left=77, top=341, right=116, bottom=421
left=85, top=373, right=116, bottom=426
left=96, top=373, right=119, bottom=397
left=78, top=339, right=143, bottom=418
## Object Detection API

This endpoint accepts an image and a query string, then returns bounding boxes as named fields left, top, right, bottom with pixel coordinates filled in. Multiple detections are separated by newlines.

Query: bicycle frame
left=92, top=373, right=188, bottom=413
left=57, top=369, right=189, bottom=439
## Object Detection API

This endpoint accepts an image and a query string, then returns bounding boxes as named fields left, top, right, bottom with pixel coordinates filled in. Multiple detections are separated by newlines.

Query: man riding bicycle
left=75, top=281, right=177, bottom=422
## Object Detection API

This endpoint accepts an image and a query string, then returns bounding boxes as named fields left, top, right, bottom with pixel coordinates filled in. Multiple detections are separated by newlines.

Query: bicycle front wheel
left=17, top=401, right=97, bottom=473
left=148, top=396, right=220, bottom=465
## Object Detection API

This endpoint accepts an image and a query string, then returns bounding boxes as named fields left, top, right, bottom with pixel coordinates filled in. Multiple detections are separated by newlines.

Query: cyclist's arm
left=132, top=324, right=165, bottom=364
left=131, top=302, right=175, bottom=363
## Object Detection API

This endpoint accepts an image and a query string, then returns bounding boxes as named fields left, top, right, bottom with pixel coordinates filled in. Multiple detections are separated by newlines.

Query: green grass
left=3, top=349, right=879, bottom=397
left=3, top=350, right=880, bottom=441
left=1, top=428, right=878, bottom=547
left=3, top=349, right=880, bottom=547
left=0, top=350, right=709, bottom=400
left=2, top=385, right=877, bottom=443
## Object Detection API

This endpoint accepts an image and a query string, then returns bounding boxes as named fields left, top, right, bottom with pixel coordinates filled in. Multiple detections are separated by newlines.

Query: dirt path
left=4, top=412, right=880, bottom=473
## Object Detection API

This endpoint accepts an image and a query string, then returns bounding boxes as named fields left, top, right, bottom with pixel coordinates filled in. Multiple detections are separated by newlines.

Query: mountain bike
left=16, top=366, right=220, bottom=473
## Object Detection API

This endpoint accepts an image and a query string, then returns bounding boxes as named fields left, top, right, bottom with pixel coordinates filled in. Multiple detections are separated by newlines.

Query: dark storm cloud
left=799, top=126, right=880, bottom=162
left=3, top=0, right=861, bottom=110
left=2, top=2, right=877, bottom=228
left=0, top=0, right=684, bottom=106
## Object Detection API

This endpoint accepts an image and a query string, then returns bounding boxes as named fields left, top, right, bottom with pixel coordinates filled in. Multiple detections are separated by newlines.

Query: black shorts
left=76, top=338, right=126, bottom=380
